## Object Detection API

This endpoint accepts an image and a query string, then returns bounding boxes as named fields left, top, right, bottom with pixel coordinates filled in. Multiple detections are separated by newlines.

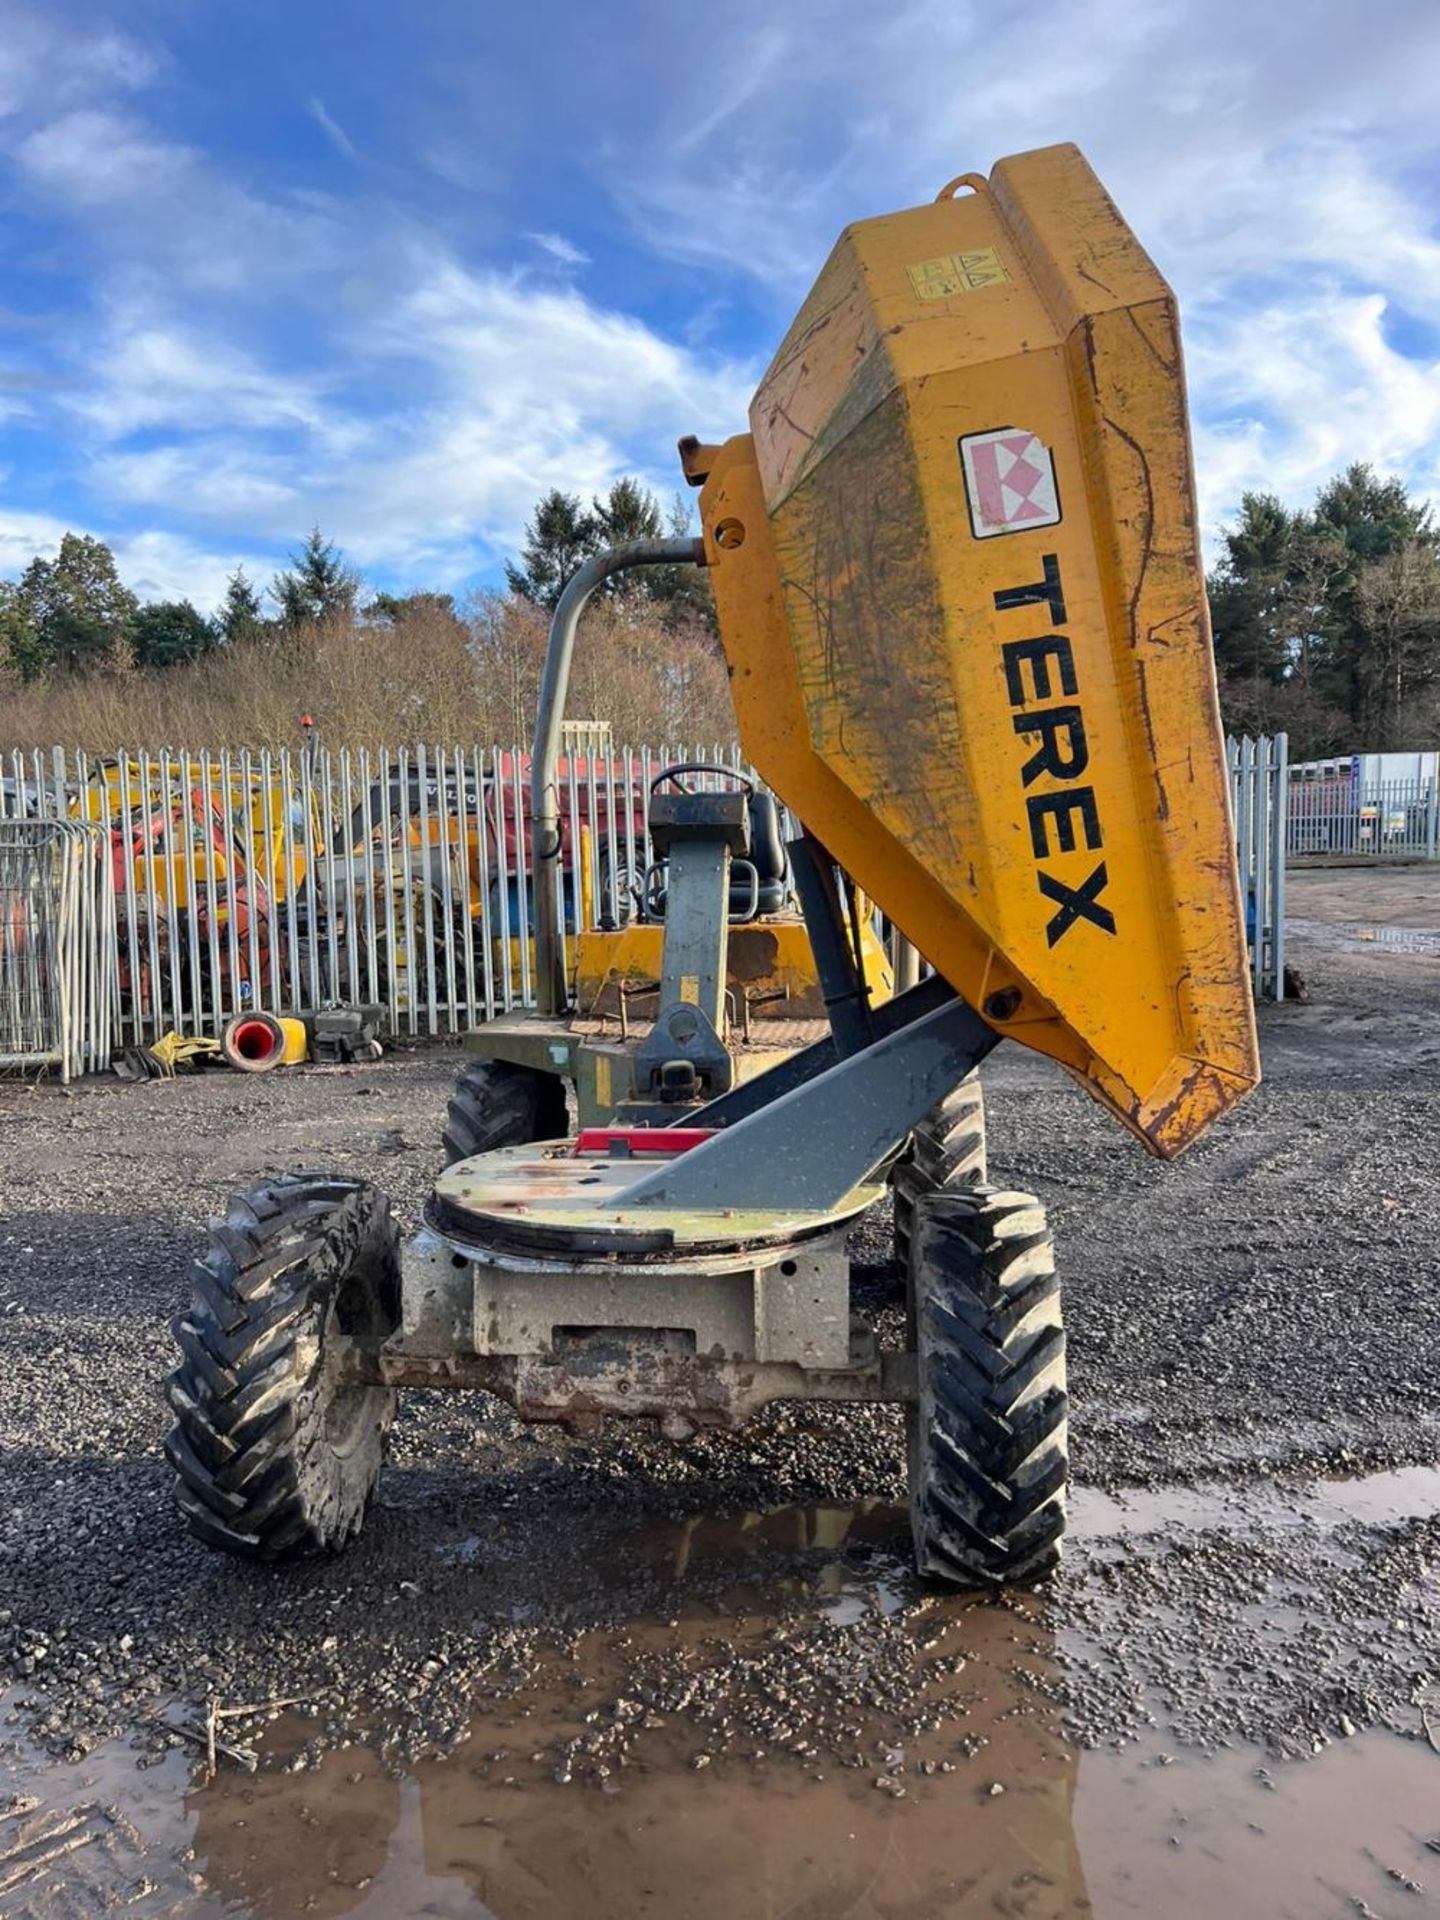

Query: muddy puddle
left=1288, top=915, right=1440, bottom=957
left=168, top=1722, right=1440, bottom=1920
left=5, top=1477, right=1440, bottom=1918
left=1070, top=1459, right=1440, bottom=1540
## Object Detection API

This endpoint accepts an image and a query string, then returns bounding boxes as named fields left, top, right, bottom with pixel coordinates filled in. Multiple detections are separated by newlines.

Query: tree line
left=1209, top=463, right=1440, bottom=758
left=0, top=482, right=729, bottom=752
left=0, top=529, right=327, bottom=680
left=0, top=477, right=714, bottom=688
left=2, top=462, right=1435, bottom=762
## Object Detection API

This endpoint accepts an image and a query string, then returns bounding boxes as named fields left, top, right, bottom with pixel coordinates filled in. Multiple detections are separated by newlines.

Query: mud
left=3, top=863, right=1440, bottom=1916
left=5, top=1506, right=1440, bottom=1919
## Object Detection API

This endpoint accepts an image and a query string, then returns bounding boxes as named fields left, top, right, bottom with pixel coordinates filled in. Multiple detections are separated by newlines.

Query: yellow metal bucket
left=689, top=143, right=1259, bottom=1156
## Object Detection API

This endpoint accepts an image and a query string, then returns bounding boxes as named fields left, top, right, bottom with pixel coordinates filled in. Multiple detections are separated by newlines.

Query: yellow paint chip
left=906, top=248, right=1010, bottom=300
left=679, top=975, right=700, bottom=1005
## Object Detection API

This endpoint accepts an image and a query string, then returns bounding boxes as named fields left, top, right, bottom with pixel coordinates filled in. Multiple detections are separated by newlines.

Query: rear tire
left=442, top=1058, right=569, bottom=1165
left=165, top=1175, right=401, bottom=1561
left=892, top=1072, right=986, bottom=1276
left=907, top=1185, right=1067, bottom=1589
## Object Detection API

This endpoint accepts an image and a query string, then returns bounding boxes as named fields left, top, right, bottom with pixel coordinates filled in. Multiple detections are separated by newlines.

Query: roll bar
left=530, top=537, right=704, bottom=1014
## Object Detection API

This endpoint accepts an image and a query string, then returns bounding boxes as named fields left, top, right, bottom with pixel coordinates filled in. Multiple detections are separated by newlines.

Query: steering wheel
left=649, top=761, right=754, bottom=797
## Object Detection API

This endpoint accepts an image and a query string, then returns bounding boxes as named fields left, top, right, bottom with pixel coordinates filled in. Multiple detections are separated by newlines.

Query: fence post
left=1251, top=737, right=1269, bottom=1000
left=1270, top=733, right=1288, bottom=1000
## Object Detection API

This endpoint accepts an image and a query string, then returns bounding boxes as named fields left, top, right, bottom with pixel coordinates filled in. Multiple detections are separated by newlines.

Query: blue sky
left=2, top=0, right=1439, bottom=611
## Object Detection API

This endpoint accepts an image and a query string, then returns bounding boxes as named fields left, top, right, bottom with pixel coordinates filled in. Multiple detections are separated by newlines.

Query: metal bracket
left=623, top=994, right=996, bottom=1212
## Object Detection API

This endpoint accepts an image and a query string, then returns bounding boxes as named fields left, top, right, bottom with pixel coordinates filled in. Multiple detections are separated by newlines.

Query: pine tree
left=592, top=476, right=663, bottom=545
left=1209, top=467, right=1440, bottom=754
left=504, top=479, right=715, bottom=632
left=216, top=568, right=267, bottom=645
left=1313, top=466, right=1438, bottom=743
left=1208, top=494, right=1338, bottom=689
left=504, top=491, right=599, bottom=610
left=132, top=599, right=216, bottom=669
left=0, top=580, right=42, bottom=683
left=1315, top=463, right=1435, bottom=567
left=272, top=528, right=360, bottom=626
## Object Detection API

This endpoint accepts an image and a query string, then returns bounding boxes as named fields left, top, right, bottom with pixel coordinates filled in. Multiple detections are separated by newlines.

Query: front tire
left=892, top=1072, right=986, bottom=1276
left=165, top=1175, right=400, bottom=1561
left=908, top=1185, right=1067, bottom=1588
left=442, top=1058, right=569, bottom=1165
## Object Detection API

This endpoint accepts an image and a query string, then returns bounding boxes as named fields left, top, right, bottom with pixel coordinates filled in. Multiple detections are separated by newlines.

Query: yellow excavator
left=164, top=144, right=1258, bottom=1587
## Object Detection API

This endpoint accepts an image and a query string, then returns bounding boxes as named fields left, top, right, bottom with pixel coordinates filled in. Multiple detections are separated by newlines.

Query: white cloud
left=17, top=109, right=178, bottom=207
left=524, top=231, right=590, bottom=268
left=605, top=0, right=1440, bottom=297
left=73, top=314, right=327, bottom=437
left=1190, top=289, right=1440, bottom=530
left=95, top=443, right=306, bottom=522
left=0, top=18, right=157, bottom=122
left=307, top=95, right=359, bottom=164
left=597, top=0, right=1440, bottom=535
left=0, top=511, right=70, bottom=577
left=77, top=258, right=753, bottom=574
left=0, top=511, right=262, bottom=610
left=0, top=27, right=758, bottom=588
left=14, top=107, right=347, bottom=296
left=107, top=530, right=268, bottom=609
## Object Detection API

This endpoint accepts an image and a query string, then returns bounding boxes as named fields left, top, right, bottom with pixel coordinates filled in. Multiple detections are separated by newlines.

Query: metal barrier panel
left=0, top=743, right=762, bottom=1049
left=0, top=819, right=115, bottom=1079
left=1227, top=733, right=1287, bottom=1001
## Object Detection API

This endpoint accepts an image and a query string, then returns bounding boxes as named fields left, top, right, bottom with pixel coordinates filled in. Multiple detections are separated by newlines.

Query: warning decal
left=959, top=428, right=1062, bottom=540
left=906, top=248, right=1010, bottom=300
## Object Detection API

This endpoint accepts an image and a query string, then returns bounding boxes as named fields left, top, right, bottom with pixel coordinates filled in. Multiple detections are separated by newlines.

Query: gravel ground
left=2, top=863, right=1440, bottom=1914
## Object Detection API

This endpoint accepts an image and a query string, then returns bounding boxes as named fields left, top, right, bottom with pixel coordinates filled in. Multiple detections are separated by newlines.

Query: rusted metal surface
left=392, top=1191, right=890, bottom=1432
left=429, top=1140, right=883, bottom=1255
left=346, top=1340, right=911, bottom=1432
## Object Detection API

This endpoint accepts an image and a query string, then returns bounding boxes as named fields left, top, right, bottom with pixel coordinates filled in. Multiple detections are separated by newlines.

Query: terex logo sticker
left=993, top=553, right=1115, bottom=949
left=960, top=428, right=1061, bottom=540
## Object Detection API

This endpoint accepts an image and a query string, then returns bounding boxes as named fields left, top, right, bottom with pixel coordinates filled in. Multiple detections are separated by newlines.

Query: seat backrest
left=747, top=790, right=787, bottom=884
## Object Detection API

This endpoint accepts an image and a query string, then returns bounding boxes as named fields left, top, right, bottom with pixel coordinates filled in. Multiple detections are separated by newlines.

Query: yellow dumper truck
left=165, top=144, right=1258, bottom=1588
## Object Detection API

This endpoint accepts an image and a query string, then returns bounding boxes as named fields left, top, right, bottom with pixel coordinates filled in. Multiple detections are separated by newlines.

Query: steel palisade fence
left=0, top=742, right=757, bottom=1052
left=1228, top=732, right=1288, bottom=1002
left=0, top=733, right=1291, bottom=1066
left=1288, top=767, right=1440, bottom=861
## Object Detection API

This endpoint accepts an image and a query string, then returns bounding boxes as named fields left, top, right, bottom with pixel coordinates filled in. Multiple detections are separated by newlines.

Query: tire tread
left=442, top=1060, right=569, bottom=1165
left=164, top=1173, right=399, bottom=1562
left=909, top=1183, right=1067, bottom=1589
